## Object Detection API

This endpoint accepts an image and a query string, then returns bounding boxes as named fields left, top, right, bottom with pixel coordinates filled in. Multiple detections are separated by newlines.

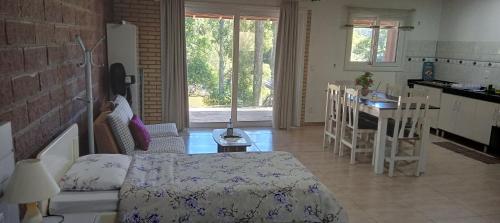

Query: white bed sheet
left=49, top=190, right=119, bottom=215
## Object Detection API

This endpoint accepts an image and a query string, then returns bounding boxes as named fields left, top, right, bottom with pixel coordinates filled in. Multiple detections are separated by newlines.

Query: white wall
left=300, top=0, right=443, bottom=122
left=439, top=0, right=500, bottom=42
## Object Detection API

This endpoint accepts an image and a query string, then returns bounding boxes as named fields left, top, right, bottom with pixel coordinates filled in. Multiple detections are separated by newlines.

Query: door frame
left=186, top=2, right=279, bottom=128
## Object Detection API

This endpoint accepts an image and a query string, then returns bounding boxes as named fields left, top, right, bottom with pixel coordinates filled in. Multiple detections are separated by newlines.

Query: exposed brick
left=47, top=45, right=65, bottom=65
left=27, top=92, right=50, bottom=122
left=24, top=46, right=47, bottom=72
left=14, top=124, right=43, bottom=160
left=20, top=0, right=44, bottom=20
left=0, top=20, right=5, bottom=45
left=40, top=109, right=60, bottom=140
left=11, top=103, right=29, bottom=133
left=49, top=86, right=64, bottom=107
left=63, top=79, right=79, bottom=99
left=0, top=77, right=13, bottom=107
left=0, top=48, right=24, bottom=75
left=12, top=73, right=40, bottom=99
left=0, top=0, right=19, bottom=17
left=62, top=4, right=75, bottom=24
left=54, top=25, right=69, bottom=44
left=6, top=20, right=36, bottom=45
left=44, top=0, right=62, bottom=23
left=39, top=68, right=59, bottom=91
left=35, top=23, right=55, bottom=44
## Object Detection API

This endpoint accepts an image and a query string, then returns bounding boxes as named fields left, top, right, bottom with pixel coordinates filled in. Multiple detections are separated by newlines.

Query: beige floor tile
left=184, top=126, right=500, bottom=222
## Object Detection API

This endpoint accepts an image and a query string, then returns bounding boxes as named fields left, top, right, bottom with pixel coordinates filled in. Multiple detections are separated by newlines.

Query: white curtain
left=273, top=0, right=299, bottom=129
left=161, top=0, right=189, bottom=130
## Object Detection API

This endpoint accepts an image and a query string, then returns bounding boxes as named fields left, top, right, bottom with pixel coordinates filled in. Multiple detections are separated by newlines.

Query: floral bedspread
left=119, top=152, right=348, bottom=223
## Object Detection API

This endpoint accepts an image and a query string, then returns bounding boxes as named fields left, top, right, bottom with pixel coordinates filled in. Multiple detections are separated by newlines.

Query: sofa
left=94, top=95, right=186, bottom=155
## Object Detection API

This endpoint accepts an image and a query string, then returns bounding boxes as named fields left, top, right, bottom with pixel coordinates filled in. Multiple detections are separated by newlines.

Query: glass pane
left=237, top=18, right=277, bottom=122
left=350, top=27, right=373, bottom=62
left=186, top=16, right=234, bottom=123
left=376, top=20, right=400, bottom=63
left=350, top=19, right=376, bottom=62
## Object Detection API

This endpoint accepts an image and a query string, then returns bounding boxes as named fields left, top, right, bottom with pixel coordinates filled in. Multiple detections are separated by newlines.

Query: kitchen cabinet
left=438, top=93, right=500, bottom=145
left=413, top=84, right=442, bottom=128
left=472, top=100, right=500, bottom=144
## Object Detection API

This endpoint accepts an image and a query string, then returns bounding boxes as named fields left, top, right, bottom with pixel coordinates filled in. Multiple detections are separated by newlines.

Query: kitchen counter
left=408, top=79, right=500, bottom=104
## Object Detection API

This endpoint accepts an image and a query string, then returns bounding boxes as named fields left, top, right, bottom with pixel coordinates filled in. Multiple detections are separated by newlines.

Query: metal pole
left=85, top=50, right=95, bottom=154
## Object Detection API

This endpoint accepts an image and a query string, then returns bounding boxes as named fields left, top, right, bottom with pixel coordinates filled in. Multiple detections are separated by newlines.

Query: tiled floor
left=182, top=126, right=500, bottom=223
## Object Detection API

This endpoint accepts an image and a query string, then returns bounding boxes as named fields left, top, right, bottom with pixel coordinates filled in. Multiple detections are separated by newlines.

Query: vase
left=361, top=87, right=370, bottom=96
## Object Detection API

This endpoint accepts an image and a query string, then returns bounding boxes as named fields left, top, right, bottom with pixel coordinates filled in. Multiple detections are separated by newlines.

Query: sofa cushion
left=129, top=115, right=151, bottom=151
left=94, top=111, right=121, bottom=154
left=146, top=123, right=179, bottom=137
left=107, top=106, right=136, bottom=155
left=132, top=137, right=186, bottom=154
left=114, top=95, right=133, bottom=120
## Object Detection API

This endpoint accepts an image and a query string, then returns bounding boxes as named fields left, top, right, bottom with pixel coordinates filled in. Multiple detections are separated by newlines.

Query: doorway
left=185, top=5, right=279, bottom=127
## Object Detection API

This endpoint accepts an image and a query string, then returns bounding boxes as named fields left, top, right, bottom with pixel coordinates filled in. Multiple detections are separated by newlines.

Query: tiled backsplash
left=435, top=41, right=500, bottom=87
left=396, top=40, right=437, bottom=86
left=398, top=40, right=500, bottom=88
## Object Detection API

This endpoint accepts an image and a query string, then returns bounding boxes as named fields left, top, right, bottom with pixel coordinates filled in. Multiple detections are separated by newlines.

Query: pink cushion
left=129, top=115, right=151, bottom=150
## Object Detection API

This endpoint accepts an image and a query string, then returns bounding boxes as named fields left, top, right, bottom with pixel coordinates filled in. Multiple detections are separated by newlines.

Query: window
left=344, top=8, right=413, bottom=71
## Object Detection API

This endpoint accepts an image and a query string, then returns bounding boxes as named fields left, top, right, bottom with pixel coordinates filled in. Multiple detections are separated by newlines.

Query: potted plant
left=355, top=72, right=374, bottom=96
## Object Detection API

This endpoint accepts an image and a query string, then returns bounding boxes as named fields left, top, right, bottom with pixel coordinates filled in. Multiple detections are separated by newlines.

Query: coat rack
left=76, top=35, right=105, bottom=154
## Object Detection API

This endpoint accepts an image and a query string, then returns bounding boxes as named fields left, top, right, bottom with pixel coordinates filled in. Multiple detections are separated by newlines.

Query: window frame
left=344, top=16, right=406, bottom=72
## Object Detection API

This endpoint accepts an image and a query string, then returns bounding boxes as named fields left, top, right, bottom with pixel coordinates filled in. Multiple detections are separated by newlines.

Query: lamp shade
left=3, top=159, right=60, bottom=204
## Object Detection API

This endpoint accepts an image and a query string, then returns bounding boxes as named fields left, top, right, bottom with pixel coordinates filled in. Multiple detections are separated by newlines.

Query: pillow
left=60, top=154, right=131, bottom=191
left=107, top=107, right=135, bottom=155
left=129, top=115, right=151, bottom=150
left=114, top=95, right=133, bottom=120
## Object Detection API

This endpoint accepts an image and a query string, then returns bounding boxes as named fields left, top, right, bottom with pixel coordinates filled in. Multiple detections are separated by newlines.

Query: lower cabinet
left=438, top=93, right=500, bottom=145
left=413, top=84, right=442, bottom=128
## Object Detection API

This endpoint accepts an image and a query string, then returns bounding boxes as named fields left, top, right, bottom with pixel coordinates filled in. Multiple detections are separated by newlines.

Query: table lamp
left=3, top=159, right=60, bottom=223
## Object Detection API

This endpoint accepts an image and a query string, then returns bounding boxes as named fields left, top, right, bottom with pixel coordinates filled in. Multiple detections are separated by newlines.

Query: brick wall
left=0, top=0, right=113, bottom=160
left=113, top=0, right=162, bottom=124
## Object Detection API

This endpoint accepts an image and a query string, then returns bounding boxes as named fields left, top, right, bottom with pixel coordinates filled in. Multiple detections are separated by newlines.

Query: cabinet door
left=438, top=93, right=458, bottom=132
left=454, top=96, right=477, bottom=138
left=414, top=85, right=442, bottom=128
left=471, top=100, right=499, bottom=144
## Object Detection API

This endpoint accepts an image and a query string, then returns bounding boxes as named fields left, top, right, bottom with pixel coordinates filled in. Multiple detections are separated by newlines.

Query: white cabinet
left=413, top=84, right=442, bottom=128
left=438, top=93, right=458, bottom=132
left=472, top=100, right=500, bottom=144
left=438, top=93, right=500, bottom=145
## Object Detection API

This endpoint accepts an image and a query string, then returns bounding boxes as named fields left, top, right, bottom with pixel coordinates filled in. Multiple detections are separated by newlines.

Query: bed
left=37, top=124, right=348, bottom=223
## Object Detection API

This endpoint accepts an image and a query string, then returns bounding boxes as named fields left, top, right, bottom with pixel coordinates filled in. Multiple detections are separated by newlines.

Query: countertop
left=408, top=79, right=500, bottom=104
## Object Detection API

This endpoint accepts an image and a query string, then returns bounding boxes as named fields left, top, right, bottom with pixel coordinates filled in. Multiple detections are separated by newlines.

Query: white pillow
left=60, top=154, right=131, bottom=191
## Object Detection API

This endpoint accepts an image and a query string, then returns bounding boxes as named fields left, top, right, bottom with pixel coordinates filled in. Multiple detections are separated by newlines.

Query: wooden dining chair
left=339, top=87, right=378, bottom=164
left=323, top=83, right=343, bottom=152
left=385, top=96, right=430, bottom=177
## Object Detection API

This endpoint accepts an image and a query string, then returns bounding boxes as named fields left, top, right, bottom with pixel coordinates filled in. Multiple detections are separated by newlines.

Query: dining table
left=358, top=92, right=440, bottom=175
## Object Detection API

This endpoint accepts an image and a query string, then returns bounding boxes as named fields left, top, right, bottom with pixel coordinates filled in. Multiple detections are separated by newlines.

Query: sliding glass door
left=186, top=6, right=278, bottom=127
left=185, top=16, right=234, bottom=124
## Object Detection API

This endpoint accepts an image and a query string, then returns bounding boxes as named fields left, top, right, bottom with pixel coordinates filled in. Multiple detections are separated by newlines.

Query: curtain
left=273, top=0, right=299, bottom=129
left=161, top=0, right=189, bottom=130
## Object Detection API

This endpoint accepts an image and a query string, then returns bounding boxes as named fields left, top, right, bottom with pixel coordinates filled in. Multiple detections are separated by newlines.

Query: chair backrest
left=385, top=84, right=404, bottom=97
left=325, top=83, right=343, bottom=124
left=391, top=96, right=430, bottom=139
left=342, top=87, right=361, bottom=129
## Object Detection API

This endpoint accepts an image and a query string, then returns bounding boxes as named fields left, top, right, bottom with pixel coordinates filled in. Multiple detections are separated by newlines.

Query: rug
left=433, top=141, right=500, bottom=164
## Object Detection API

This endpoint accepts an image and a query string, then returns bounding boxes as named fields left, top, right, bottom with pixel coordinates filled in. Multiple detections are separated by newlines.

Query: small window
left=345, top=15, right=408, bottom=71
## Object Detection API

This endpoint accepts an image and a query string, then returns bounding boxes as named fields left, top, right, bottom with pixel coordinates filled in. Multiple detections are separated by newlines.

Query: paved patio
left=189, top=107, right=272, bottom=123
